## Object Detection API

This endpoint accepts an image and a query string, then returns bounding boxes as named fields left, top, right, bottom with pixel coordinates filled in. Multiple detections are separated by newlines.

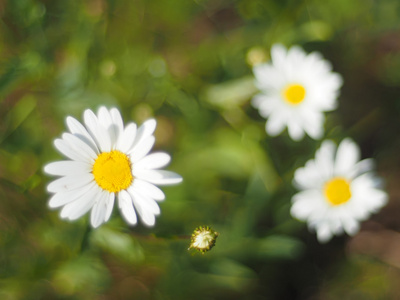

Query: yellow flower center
left=92, top=150, right=133, bottom=193
left=324, top=177, right=352, bottom=206
left=283, top=84, right=306, bottom=105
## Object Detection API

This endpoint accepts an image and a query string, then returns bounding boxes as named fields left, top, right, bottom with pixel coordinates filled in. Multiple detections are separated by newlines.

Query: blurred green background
left=0, top=0, right=400, bottom=299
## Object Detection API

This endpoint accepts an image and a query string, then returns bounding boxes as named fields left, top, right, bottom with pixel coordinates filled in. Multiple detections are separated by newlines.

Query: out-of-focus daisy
left=291, top=138, right=388, bottom=242
left=252, top=44, right=342, bottom=141
left=44, top=107, right=182, bottom=228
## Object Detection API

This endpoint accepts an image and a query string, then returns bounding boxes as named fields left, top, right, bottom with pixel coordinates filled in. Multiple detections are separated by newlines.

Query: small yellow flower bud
left=246, top=47, right=267, bottom=66
left=188, top=226, right=219, bottom=254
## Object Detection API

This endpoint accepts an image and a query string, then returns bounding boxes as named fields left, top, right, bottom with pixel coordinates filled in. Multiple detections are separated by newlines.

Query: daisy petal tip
left=290, top=133, right=304, bottom=142
left=48, top=201, right=59, bottom=209
left=143, top=220, right=156, bottom=227
left=166, top=173, right=183, bottom=185
left=316, top=231, right=332, bottom=244
left=265, top=124, right=282, bottom=137
left=65, top=116, right=74, bottom=125
left=176, top=176, right=183, bottom=183
left=271, top=43, right=286, bottom=54
left=43, top=164, right=52, bottom=175
left=127, top=219, right=138, bottom=226
left=289, top=206, right=299, bottom=219
left=308, top=129, right=323, bottom=140
left=98, top=106, right=108, bottom=113
left=110, top=107, right=122, bottom=117
left=46, top=184, right=55, bottom=193
left=53, top=138, right=61, bottom=147
left=146, top=118, right=157, bottom=124
left=83, top=108, right=94, bottom=115
left=122, top=214, right=137, bottom=226
left=145, top=119, right=157, bottom=132
left=90, top=220, right=102, bottom=229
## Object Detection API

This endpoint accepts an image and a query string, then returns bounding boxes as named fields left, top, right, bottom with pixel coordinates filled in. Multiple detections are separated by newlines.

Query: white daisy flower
left=291, top=138, right=388, bottom=243
left=44, top=107, right=182, bottom=228
left=252, top=44, right=343, bottom=141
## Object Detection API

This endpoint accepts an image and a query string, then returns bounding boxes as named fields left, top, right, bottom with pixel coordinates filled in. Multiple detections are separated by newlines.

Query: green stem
left=80, top=222, right=92, bottom=253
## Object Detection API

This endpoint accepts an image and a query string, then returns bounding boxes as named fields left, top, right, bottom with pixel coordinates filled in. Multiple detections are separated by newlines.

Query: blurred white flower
left=44, top=107, right=182, bottom=228
left=291, top=138, right=388, bottom=243
left=252, top=44, right=342, bottom=141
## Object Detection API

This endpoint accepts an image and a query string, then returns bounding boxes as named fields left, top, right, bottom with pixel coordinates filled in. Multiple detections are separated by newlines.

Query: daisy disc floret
left=252, top=44, right=343, bottom=141
left=291, top=138, right=388, bottom=243
left=44, top=107, right=182, bottom=228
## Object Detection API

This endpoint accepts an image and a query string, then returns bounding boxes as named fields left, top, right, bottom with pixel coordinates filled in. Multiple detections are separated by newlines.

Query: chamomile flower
left=291, top=138, right=388, bottom=243
left=252, top=44, right=342, bottom=141
left=44, top=107, right=182, bottom=228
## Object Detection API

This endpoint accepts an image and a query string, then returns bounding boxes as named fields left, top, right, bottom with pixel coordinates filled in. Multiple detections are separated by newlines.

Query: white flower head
left=291, top=138, right=388, bottom=243
left=252, top=44, right=343, bottom=141
left=44, top=107, right=182, bottom=228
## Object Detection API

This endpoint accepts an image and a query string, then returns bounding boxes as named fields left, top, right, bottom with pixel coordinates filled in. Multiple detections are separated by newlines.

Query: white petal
left=287, top=118, right=305, bottom=141
left=293, top=161, right=324, bottom=190
left=270, top=44, right=287, bottom=68
left=83, top=109, right=100, bottom=139
left=97, top=106, right=113, bottom=128
left=316, top=223, right=333, bottom=243
left=129, top=136, right=155, bottom=163
left=47, top=173, right=94, bottom=193
left=54, top=139, right=89, bottom=162
left=98, top=107, right=119, bottom=147
left=265, top=112, right=287, bottom=136
left=133, top=169, right=182, bottom=185
left=129, top=189, right=156, bottom=226
left=104, top=193, right=115, bottom=222
left=90, top=190, right=108, bottom=228
left=44, top=161, right=92, bottom=176
left=128, top=187, right=160, bottom=215
left=251, top=94, right=267, bottom=109
left=253, top=64, right=286, bottom=91
left=352, top=177, right=388, bottom=212
left=335, top=138, right=360, bottom=176
left=132, top=179, right=165, bottom=201
left=48, top=181, right=96, bottom=208
left=257, top=96, right=279, bottom=118
left=110, top=108, right=124, bottom=137
left=291, top=190, right=322, bottom=220
left=131, top=119, right=156, bottom=149
left=118, top=190, right=137, bottom=225
left=315, top=140, right=335, bottom=179
left=301, top=110, right=324, bottom=140
left=66, top=116, right=99, bottom=153
left=110, top=108, right=124, bottom=136
left=134, top=152, right=171, bottom=170
left=342, top=218, right=360, bottom=236
left=62, top=133, right=98, bottom=161
left=116, top=123, right=137, bottom=153
left=349, top=158, right=374, bottom=178
left=60, top=184, right=99, bottom=220
left=84, top=109, right=112, bottom=152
